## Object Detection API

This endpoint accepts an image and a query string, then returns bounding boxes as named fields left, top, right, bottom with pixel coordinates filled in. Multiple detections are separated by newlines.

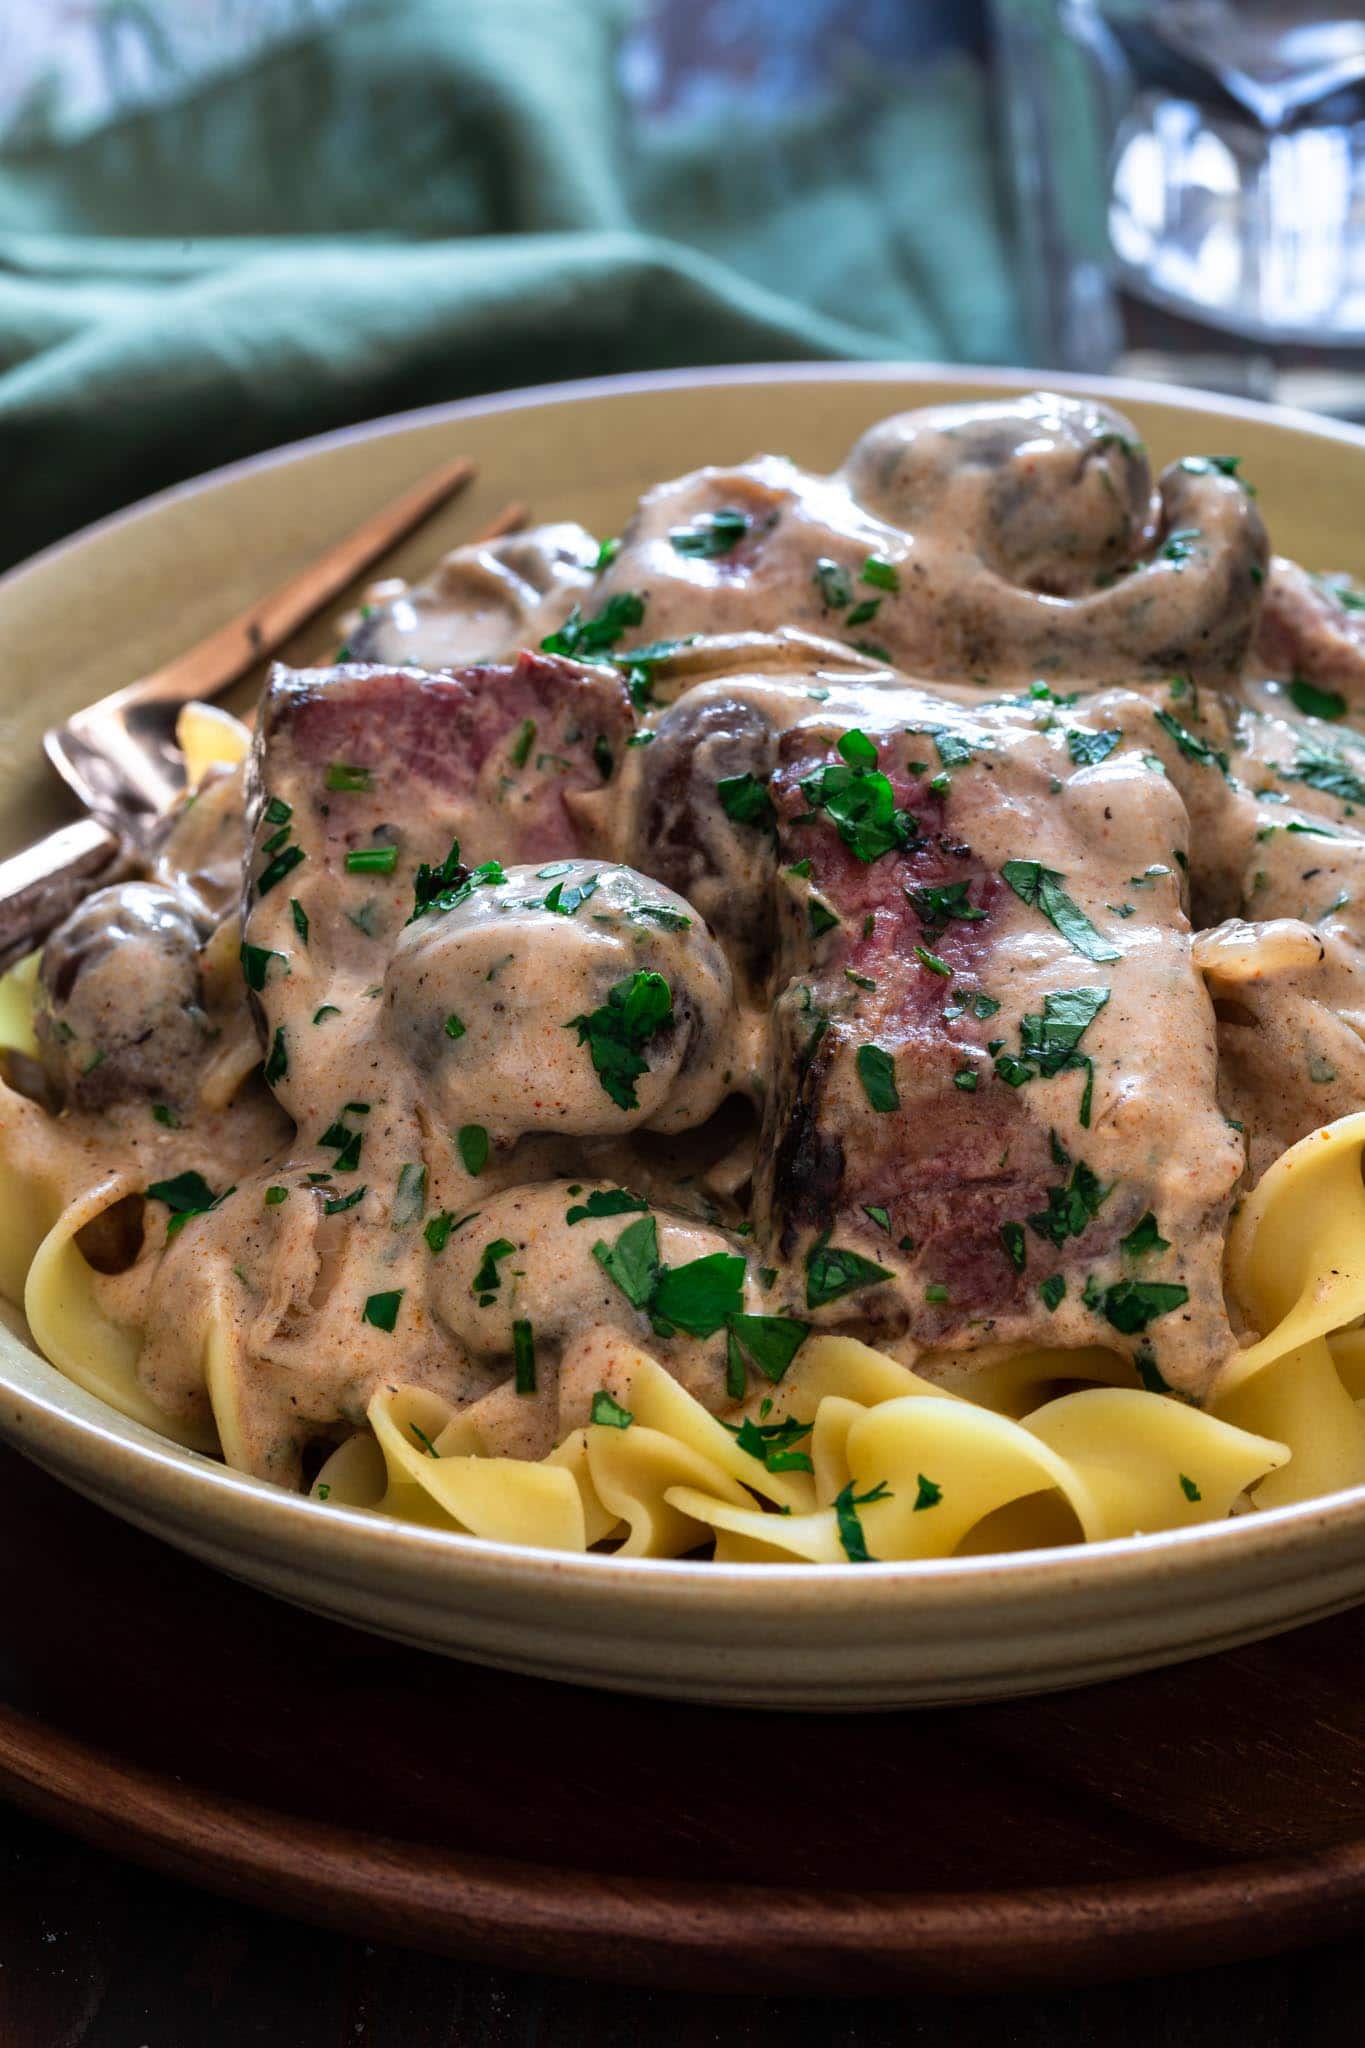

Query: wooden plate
left=5, top=1439, right=1365, bottom=1994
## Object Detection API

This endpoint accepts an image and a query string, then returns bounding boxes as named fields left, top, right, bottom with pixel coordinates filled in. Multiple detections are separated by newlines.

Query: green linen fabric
left=0, top=0, right=1021, bottom=572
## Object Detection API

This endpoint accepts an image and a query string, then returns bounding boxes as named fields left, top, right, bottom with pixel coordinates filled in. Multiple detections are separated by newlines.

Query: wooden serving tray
left=3, top=1440, right=1364, bottom=1994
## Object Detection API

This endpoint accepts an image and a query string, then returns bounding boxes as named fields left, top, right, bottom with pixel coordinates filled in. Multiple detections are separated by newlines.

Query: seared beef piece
left=752, top=714, right=1240, bottom=1393
left=1256, top=556, right=1365, bottom=704
left=240, top=655, right=633, bottom=1119
left=36, top=882, right=208, bottom=1111
left=755, top=740, right=1066, bottom=1343
left=616, top=688, right=778, bottom=997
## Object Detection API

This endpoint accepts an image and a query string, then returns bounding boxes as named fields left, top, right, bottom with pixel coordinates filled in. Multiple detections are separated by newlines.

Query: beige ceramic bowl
left=3, top=364, right=1365, bottom=1710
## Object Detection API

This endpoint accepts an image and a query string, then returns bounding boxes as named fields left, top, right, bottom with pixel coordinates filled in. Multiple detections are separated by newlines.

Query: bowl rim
left=6, top=355, right=1365, bottom=1607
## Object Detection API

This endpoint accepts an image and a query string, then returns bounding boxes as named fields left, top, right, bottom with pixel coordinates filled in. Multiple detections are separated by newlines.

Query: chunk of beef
left=752, top=705, right=1242, bottom=1396
left=240, top=654, right=633, bottom=1121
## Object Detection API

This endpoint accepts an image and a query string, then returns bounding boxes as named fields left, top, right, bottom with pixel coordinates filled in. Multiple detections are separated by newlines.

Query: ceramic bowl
left=4, top=364, right=1364, bottom=1710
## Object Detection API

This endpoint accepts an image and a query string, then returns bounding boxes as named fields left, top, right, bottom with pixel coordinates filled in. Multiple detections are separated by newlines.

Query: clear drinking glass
left=992, top=0, right=1365, bottom=414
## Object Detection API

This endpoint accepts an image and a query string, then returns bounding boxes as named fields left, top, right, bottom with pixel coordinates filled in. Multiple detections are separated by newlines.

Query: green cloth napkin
left=0, top=0, right=1021, bottom=573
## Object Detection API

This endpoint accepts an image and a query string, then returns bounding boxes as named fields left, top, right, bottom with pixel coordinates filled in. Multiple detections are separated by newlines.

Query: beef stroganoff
left=7, top=388, right=1365, bottom=1564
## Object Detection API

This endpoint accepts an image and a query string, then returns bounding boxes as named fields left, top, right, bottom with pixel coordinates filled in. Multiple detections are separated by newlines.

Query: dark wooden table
left=2, top=1799, right=1362, bottom=2046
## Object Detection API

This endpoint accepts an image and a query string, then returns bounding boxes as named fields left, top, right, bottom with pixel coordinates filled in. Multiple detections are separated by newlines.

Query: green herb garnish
left=362, top=1289, right=403, bottom=1333
left=1001, top=860, right=1120, bottom=963
left=855, top=1043, right=900, bottom=1113
left=805, top=1236, right=893, bottom=1308
left=566, top=970, right=673, bottom=1112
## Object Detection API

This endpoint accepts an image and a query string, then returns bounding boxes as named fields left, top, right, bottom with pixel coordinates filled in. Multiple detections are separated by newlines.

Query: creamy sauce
left=11, top=390, right=1365, bottom=1485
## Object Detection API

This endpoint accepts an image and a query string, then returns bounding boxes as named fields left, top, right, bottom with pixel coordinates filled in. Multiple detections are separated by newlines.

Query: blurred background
left=1, top=0, right=1363, bottom=571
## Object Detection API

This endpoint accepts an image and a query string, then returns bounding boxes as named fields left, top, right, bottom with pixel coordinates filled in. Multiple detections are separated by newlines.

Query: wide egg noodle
left=25, top=1174, right=219, bottom=1453
left=1213, top=1111, right=1365, bottom=1504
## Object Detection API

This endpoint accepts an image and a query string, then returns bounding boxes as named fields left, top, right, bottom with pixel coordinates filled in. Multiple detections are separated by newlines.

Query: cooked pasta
left=6, top=387, right=1365, bottom=1564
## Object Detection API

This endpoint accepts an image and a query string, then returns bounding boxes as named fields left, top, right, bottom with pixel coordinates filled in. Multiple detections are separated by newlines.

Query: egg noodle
left=5, top=904, right=1364, bottom=1560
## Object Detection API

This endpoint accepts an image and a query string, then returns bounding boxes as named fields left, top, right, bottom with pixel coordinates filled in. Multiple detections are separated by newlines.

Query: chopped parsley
left=152, top=1103, right=180, bottom=1128
left=240, top=942, right=283, bottom=992
left=913, top=1473, right=943, bottom=1512
left=669, top=507, right=751, bottom=557
left=291, top=898, right=309, bottom=944
left=423, top=1211, right=456, bottom=1253
left=717, top=772, right=775, bottom=829
left=457, top=1123, right=490, bottom=1175
left=362, top=1289, right=403, bottom=1333
left=906, top=880, right=985, bottom=932
left=863, top=1204, right=891, bottom=1232
left=1179, top=1473, right=1202, bottom=1503
left=319, top=1112, right=365, bottom=1173
left=1001, top=860, right=1121, bottom=963
left=444, top=1013, right=466, bottom=1040
left=1281, top=740, right=1365, bottom=809
left=416, top=854, right=506, bottom=925
left=914, top=946, right=952, bottom=977
left=264, top=1186, right=288, bottom=1207
left=1120, top=1212, right=1169, bottom=1259
left=565, top=1186, right=648, bottom=1226
left=544, top=873, right=599, bottom=916
left=313, top=1004, right=340, bottom=1024
left=1039, top=1273, right=1066, bottom=1312
left=322, top=1185, right=366, bottom=1215
left=1098, top=1279, right=1189, bottom=1334
left=512, top=1319, right=537, bottom=1394
left=1027, top=1159, right=1109, bottom=1248
left=541, top=590, right=645, bottom=660
left=146, top=1170, right=232, bottom=1240
left=1289, top=677, right=1347, bottom=723
left=1001, top=1221, right=1027, bottom=1271
left=1066, top=728, right=1122, bottom=767
left=590, top=1389, right=633, bottom=1429
left=326, top=762, right=373, bottom=792
left=263, top=795, right=292, bottom=827
left=808, top=898, right=840, bottom=939
left=834, top=1479, right=891, bottom=1563
left=591, top=1213, right=660, bottom=1310
left=813, top=558, right=854, bottom=610
left=1153, top=708, right=1230, bottom=776
left=861, top=554, right=900, bottom=593
left=726, top=1413, right=814, bottom=1473
left=724, top=1314, right=810, bottom=1396
left=591, top=1212, right=747, bottom=1343
left=472, top=1237, right=516, bottom=1301
left=652, top=1253, right=746, bottom=1338
left=799, top=729, right=919, bottom=863
left=855, top=1043, right=900, bottom=1113
left=995, top=985, right=1109, bottom=1126
left=256, top=842, right=305, bottom=897
left=566, top=969, right=673, bottom=1112
left=805, top=1235, right=892, bottom=1308
left=263, top=1027, right=288, bottom=1087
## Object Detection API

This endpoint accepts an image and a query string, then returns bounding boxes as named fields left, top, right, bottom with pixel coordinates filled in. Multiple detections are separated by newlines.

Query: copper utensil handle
left=0, top=818, right=129, bottom=971
left=94, top=453, right=477, bottom=721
